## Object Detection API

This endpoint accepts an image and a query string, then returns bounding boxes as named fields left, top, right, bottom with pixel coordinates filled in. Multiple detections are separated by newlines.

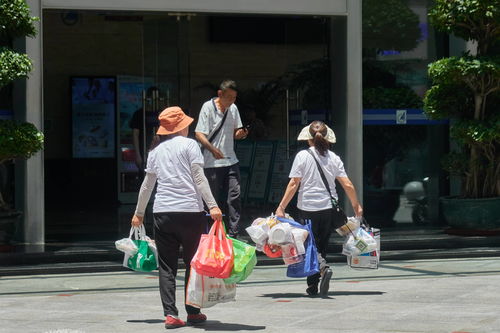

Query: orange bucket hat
left=157, top=106, right=194, bottom=135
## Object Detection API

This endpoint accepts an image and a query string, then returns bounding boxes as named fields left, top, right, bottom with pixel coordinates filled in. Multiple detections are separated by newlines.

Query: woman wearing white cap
left=131, top=106, right=222, bottom=329
left=275, top=120, right=363, bottom=297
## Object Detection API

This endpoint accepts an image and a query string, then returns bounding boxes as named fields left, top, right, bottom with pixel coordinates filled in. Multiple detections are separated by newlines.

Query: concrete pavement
left=1, top=257, right=499, bottom=333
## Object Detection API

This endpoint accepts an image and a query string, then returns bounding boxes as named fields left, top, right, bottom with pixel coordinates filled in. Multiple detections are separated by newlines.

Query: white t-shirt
left=195, top=98, right=243, bottom=168
left=145, top=136, right=204, bottom=213
left=289, top=147, right=348, bottom=211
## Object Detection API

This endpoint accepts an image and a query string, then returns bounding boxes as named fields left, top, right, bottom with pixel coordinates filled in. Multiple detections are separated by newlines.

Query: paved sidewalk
left=1, top=257, right=499, bottom=333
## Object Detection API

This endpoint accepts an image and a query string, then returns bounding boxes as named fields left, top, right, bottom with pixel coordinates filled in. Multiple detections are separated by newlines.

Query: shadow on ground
left=126, top=319, right=164, bottom=324
left=258, top=290, right=385, bottom=299
left=194, top=321, right=266, bottom=331
left=126, top=319, right=266, bottom=331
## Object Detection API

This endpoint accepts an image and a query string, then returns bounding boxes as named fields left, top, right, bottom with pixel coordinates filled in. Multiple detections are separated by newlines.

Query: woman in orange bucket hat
left=131, top=106, right=222, bottom=329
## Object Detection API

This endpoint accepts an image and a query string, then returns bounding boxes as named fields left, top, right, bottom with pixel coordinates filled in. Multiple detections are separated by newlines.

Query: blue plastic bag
left=277, top=217, right=320, bottom=278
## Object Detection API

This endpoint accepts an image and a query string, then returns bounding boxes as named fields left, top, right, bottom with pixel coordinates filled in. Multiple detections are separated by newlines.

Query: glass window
left=362, top=0, right=449, bottom=227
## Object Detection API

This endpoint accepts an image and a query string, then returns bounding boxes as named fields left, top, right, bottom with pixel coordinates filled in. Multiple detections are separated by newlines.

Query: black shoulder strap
left=306, top=149, right=340, bottom=210
left=207, top=98, right=229, bottom=144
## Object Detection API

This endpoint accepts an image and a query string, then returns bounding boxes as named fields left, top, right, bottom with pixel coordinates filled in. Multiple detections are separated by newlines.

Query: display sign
left=71, top=77, right=116, bottom=158
left=247, top=141, right=274, bottom=200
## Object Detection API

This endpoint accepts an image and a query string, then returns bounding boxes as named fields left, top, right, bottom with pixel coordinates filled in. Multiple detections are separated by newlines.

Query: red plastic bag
left=191, top=220, right=234, bottom=278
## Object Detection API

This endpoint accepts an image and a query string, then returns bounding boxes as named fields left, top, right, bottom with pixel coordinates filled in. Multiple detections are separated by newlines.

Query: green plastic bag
left=127, top=239, right=157, bottom=272
left=224, top=237, right=257, bottom=284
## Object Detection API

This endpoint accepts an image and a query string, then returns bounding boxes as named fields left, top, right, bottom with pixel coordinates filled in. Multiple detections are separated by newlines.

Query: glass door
left=117, top=14, right=184, bottom=203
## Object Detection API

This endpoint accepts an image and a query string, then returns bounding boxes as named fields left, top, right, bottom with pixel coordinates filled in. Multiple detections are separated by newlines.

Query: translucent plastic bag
left=186, top=268, right=236, bottom=308
left=268, top=223, right=293, bottom=245
left=281, top=243, right=303, bottom=265
left=121, top=225, right=158, bottom=272
left=347, top=228, right=380, bottom=269
left=342, top=227, right=377, bottom=256
left=115, top=236, right=138, bottom=257
left=336, top=216, right=361, bottom=236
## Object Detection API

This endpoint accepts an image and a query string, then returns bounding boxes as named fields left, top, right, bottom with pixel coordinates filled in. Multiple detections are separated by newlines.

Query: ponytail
left=309, top=121, right=329, bottom=156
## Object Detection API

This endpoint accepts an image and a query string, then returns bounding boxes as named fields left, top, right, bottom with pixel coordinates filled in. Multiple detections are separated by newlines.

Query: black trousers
left=204, top=163, right=241, bottom=237
left=153, top=211, right=208, bottom=317
left=298, top=207, right=346, bottom=287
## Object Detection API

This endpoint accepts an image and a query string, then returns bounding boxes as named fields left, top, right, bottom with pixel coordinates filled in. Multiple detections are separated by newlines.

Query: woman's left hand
left=131, top=215, right=144, bottom=227
left=354, top=205, right=363, bottom=218
left=209, top=206, right=223, bottom=222
left=234, top=128, right=248, bottom=140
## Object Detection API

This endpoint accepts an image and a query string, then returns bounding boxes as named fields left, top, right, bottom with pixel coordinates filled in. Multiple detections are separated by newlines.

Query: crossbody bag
left=305, top=149, right=348, bottom=228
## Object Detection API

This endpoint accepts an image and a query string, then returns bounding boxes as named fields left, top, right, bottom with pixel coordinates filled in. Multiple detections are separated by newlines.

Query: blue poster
left=71, top=77, right=116, bottom=158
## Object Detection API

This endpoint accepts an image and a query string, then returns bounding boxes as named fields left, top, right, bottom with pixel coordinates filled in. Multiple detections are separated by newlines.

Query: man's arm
left=195, top=131, right=224, bottom=160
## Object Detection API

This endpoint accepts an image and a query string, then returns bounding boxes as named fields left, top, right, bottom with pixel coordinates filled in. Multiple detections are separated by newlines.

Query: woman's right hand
left=275, top=205, right=285, bottom=218
left=131, top=214, right=143, bottom=227
left=209, top=206, right=223, bottom=222
left=210, top=147, right=225, bottom=160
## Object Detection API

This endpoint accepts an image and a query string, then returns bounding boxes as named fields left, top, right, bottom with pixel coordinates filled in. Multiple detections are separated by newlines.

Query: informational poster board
left=235, top=141, right=255, bottom=168
left=71, top=77, right=116, bottom=158
left=247, top=141, right=274, bottom=200
left=267, top=141, right=292, bottom=203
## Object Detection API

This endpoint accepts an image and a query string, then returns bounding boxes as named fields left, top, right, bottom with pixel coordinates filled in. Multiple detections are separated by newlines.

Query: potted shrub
left=424, top=0, right=500, bottom=231
left=0, top=0, right=43, bottom=246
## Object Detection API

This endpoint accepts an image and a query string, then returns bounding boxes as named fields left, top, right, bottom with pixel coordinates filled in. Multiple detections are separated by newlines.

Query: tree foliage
left=0, top=120, right=44, bottom=164
left=363, top=0, right=421, bottom=52
left=0, top=47, right=32, bottom=88
left=0, top=0, right=43, bottom=210
left=424, top=0, right=500, bottom=198
left=429, top=0, right=500, bottom=55
left=0, top=0, right=38, bottom=40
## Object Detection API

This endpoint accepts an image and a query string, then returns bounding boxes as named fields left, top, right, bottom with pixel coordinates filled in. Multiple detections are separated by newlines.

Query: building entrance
left=43, top=10, right=334, bottom=242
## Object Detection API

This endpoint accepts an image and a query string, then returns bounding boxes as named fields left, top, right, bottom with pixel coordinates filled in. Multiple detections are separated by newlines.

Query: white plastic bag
left=268, top=223, right=293, bottom=245
left=115, top=237, right=138, bottom=257
left=291, top=227, right=309, bottom=255
left=281, top=243, right=304, bottom=265
left=347, top=228, right=380, bottom=269
left=185, top=268, right=236, bottom=308
left=336, top=216, right=361, bottom=236
left=121, top=225, right=159, bottom=269
left=342, top=227, right=377, bottom=256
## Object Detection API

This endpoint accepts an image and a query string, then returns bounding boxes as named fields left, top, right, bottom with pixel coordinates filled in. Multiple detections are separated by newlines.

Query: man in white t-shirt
left=195, top=79, right=248, bottom=237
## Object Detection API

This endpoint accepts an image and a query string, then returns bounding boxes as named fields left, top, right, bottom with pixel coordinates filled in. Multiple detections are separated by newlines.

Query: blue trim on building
left=363, top=109, right=448, bottom=125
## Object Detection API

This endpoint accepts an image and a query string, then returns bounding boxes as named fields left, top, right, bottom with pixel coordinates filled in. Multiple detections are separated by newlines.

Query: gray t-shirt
left=195, top=98, right=243, bottom=168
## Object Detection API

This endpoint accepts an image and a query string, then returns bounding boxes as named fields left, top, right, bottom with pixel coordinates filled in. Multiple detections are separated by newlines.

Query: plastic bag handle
left=208, top=220, right=227, bottom=240
left=129, top=225, right=148, bottom=240
left=360, top=217, right=370, bottom=230
left=276, top=216, right=311, bottom=229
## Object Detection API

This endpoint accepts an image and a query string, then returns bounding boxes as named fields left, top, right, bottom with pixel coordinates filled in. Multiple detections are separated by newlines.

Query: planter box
left=440, top=196, right=500, bottom=230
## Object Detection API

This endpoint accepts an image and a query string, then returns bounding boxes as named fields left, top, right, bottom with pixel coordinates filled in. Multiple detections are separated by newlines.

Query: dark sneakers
left=319, top=268, right=333, bottom=296
left=306, top=284, right=318, bottom=296
left=187, top=313, right=207, bottom=325
left=165, top=315, right=186, bottom=329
